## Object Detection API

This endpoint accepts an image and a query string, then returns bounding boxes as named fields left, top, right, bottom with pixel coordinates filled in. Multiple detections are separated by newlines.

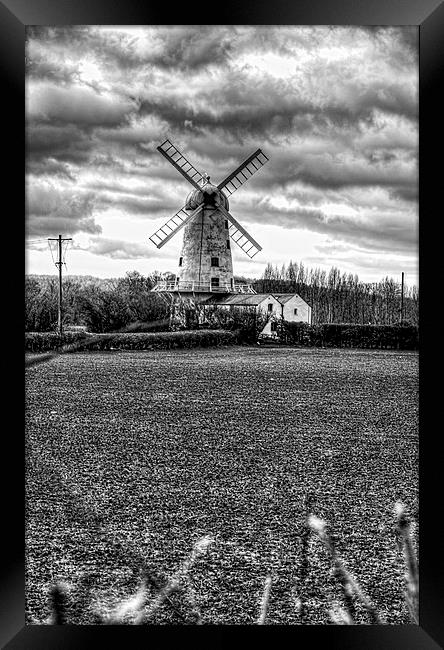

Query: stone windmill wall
left=178, top=206, right=234, bottom=291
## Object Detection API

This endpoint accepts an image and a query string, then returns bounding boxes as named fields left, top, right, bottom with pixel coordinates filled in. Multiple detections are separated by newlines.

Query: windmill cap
left=185, top=184, right=230, bottom=211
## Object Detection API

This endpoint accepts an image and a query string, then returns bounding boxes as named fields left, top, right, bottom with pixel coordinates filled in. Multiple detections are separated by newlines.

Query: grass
left=25, top=347, right=418, bottom=624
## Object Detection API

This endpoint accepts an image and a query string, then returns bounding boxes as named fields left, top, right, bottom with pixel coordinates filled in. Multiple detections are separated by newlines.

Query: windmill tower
left=149, top=139, right=269, bottom=304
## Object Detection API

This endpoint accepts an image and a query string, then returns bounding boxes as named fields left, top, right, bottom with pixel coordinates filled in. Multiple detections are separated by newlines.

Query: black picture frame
left=5, top=0, right=443, bottom=647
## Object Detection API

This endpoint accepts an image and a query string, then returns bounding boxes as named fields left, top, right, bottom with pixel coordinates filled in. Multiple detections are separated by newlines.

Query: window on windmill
left=211, top=277, right=220, bottom=289
left=179, top=257, right=183, bottom=266
left=271, top=321, right=277, bottom=332
left=226, top=239, right=230, bottom=249
left=225, top=220, right=229, bottom=229
left=211, top=257, right=219, bottom=267
left=268, top=303, right=273, bottom=312
left=294, top=308, right=298, bottom=315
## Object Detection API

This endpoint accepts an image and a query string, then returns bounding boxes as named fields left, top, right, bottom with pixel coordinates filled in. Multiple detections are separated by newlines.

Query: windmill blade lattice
left=218, top=204, right=262, bottom=259
left=217, top=149, right=269, bottom=196
left=149, top=204, right=204, bottom=249
left=157, top=139, right=205, bottom=190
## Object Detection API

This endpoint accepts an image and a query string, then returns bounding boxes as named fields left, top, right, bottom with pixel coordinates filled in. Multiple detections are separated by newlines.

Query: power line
left=48, top=239, right=57, bottom=266
left=27, top=239, right=49, bottom=245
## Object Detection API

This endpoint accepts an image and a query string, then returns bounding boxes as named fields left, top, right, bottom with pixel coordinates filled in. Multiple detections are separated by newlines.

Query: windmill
left=149, top=139, right=269, bottom=298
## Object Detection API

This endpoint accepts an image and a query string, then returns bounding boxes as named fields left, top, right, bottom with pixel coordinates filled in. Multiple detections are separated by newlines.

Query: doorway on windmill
left=211, top=277, right=220, bottom=289
left=179, top=257, right=183, bottom=266
left=211, top=257, right=219, bottom=267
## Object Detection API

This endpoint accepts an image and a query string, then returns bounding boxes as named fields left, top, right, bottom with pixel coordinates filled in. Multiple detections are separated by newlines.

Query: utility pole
left=48, top=235, right=72, bottom=336
left=400, top=271, right=405, bottom=323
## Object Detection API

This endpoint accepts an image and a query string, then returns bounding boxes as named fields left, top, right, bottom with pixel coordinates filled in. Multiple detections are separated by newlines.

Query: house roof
left=204, top=292, right=310, bottom=308
left=204, top=293, right=277, bottom=306
left=273, top=293, right=301, bottom=304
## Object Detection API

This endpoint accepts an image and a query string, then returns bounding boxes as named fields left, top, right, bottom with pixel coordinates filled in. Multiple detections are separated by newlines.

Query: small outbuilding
left=204, top=292, right=311, bottom=337
left=273, top=293, right=312, bottom=326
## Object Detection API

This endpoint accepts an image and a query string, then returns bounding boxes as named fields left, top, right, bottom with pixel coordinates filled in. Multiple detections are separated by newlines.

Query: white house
left=204, top=292, right=311, bottom=336
left=273, top=293, right=312, bottom=326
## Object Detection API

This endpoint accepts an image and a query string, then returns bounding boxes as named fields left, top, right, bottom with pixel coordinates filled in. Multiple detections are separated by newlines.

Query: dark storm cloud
left=389, top=186, right=418, bottom=202
left=26, top=26, right=91, bottom=44
left=97, top=193, right=178, bottom=217
left=28, top=83, right=138, bottom=127
left=138, top=93, right=359, bottom=141
left=26, top=157, right=75, bottom=180
left=80, top=177, right=187, bottom=218
left=26, top=54, right=80, bottom=85
left=85, top=180, right=164, bottom=198
left=249, top=149, right=416, bottom=194
left=397, top=27, right=419, bottom=57
left=73, top=237, right=170, bottom=261
left=28, top=215, right=101, bottom=238
left=145, top=26, right=234, bottom=71
left=26, top=123, right=93, bottom=165
left=26, top=25, right=418, bottom=175
left=27, top=25, right=235, bottom=77
left=26, top=182, right=102, bottom=237
left=243, top=198, right=416, bottom=254
left=375, top=26, right=418, bottom=68
left=137, top=76, right=416, bottom=153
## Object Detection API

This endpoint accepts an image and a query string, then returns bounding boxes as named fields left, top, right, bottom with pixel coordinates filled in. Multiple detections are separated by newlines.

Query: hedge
left=25, top=324, right=419, bottom=353
left=25, top=329, right=239, bottom=353
left=25, top=331, right=89, bottom=352
left=81, top=330, right=239, bottom=350
left=279, top=322, right=419, bottom=350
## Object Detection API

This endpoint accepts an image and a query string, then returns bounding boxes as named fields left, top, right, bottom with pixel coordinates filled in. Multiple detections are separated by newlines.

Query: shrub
left=25, top=277, right=58, bottom=332
left=279, top=321, right=313, bottom=346
left=77, top=285, right=132, bottom=333
left=205, top=307, right=268, bottom=343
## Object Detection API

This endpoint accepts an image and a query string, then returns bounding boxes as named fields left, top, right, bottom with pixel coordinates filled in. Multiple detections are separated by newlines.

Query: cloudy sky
left=25, top=25, right=418, bottom=284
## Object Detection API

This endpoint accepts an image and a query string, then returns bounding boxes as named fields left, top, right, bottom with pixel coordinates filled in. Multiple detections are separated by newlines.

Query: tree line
left=240, top=261, right=418, bottom=326
left=25, top=271, right=170, bottom=333
left=25, top=262, right=418, bottom=333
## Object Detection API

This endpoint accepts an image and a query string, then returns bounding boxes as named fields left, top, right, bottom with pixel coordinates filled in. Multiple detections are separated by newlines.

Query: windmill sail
left=149, top=204, right=204, bottom=249
left=157, top=139, right=205, bottom=190
left=217, top=149, right=269, bottom=196
left=218, top=204, right=262, bottom=259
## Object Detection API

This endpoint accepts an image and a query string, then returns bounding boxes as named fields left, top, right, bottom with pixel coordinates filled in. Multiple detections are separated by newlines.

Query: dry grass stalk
left=297, top=492, right=314, bottom=623
left=105, top=580, right=149, bottom=624
left=133, top=535, right=214, bottom=624
left=394, top=501, right=419, bottom=624
left=181, top=574, right=204, bottom=624
left=329, top=602, right=355, bottom=625
left=257, top=575, right=273, bottom=624
left=49, top=582, right=69, bottom=624
left=308, top=515, right=381, bottom=624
